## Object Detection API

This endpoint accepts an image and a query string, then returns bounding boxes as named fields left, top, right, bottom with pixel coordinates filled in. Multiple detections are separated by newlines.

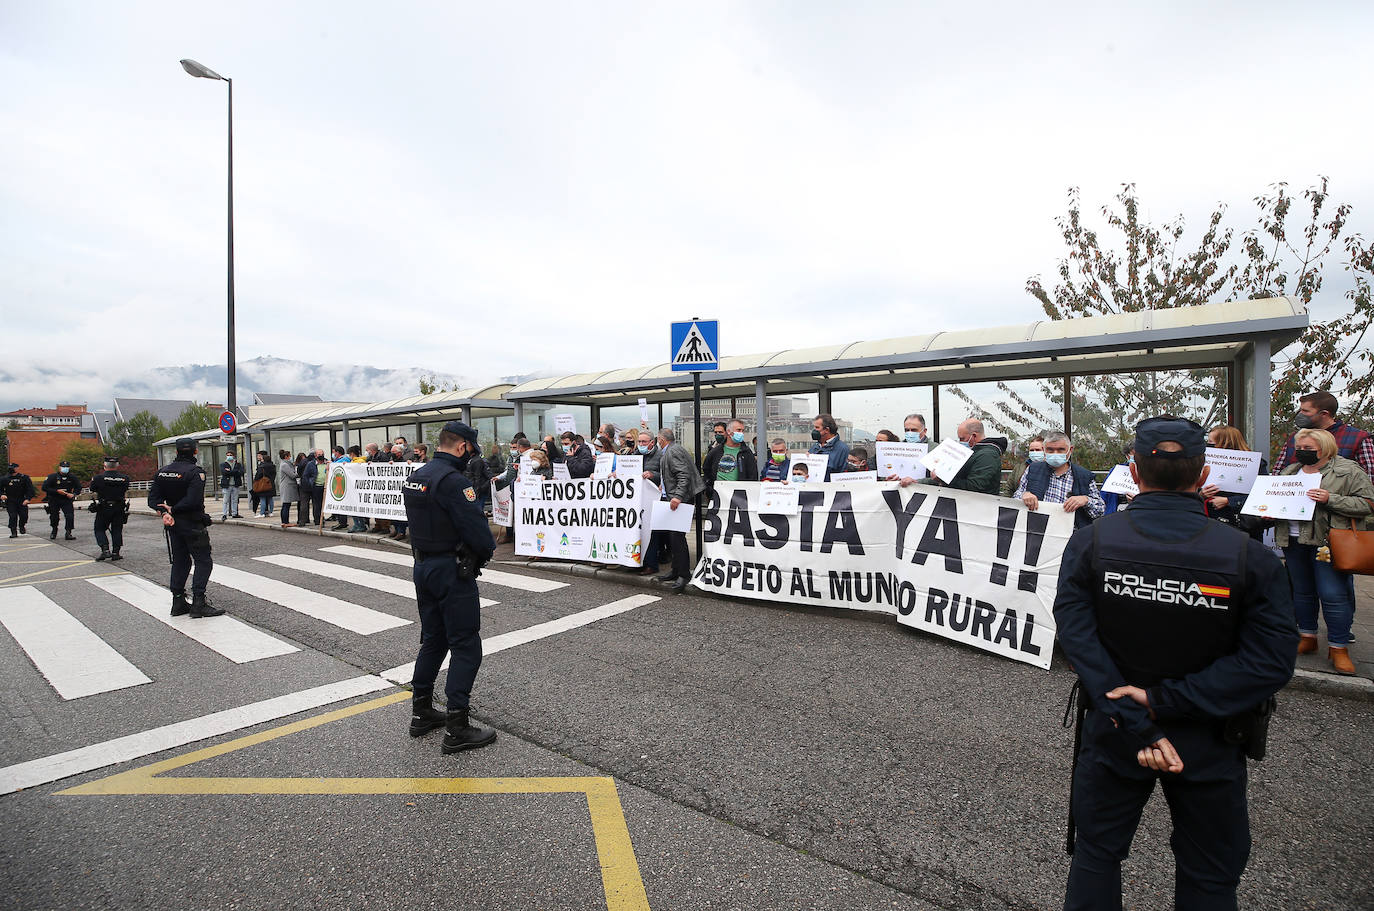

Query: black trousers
left=411, top=555, right=482, bottom=710
left=1066, top=755, right=1249, bottom=911
left=48, top=498, right=74, bottom=531
left=168, top=520, right=214, bottom=595
left=6, top=504, right=28, bottom=532
left=311, top=489, right=324, bottom=526
left=93, top=507, right=125, bottom=552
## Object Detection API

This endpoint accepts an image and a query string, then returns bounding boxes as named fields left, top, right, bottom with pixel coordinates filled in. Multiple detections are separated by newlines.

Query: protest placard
left=638, top=398, right=650, bottom=425
left=615, top=454, right=643, bottom=480
left=491, top=484, right=513, bottom=527
left=552, top=462, right=572, bottom=481
left=787, top=453, right=830, bottom=483
left=1100, top=465, right=1139, bottom=497
left=695, top=483, right=1074, bottom=669
left=514, top=476, right=655, bottom=566
left=1240, top=474, right=1321, bottom=520
left=1204, top=449, right=1263, bottom=493
left=324, top=461, right=421, bottom=520
left=520, top=452, right=535, bottom=477
left=829, top=470, right=878, bottom=482
left=757, top=484, right=800, bottom=515
left=651, top=498, right=693, bottom=533
left=592, top=453, right=615, bottom=479
left=920, top=438, right=974, bottom=482
left=874, top=442, right=928, bottom=480
left=554, top=413, right=577, bottom=435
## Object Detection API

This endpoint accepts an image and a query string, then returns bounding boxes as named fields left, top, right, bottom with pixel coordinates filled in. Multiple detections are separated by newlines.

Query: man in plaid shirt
left=1271, top=391, right=1374, bottom=478
left=1015, top=430, right=1106, bottom=526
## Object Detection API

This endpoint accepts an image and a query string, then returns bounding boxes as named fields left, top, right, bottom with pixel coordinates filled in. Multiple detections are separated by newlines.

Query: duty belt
left=412, top=548, right=460, bottom=560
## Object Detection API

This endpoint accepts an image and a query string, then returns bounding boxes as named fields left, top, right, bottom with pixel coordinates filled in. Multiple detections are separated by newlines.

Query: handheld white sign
left=615, top=454, right=644, bottom=480
left=786, top=453, right=830, bottom=484
left=554, top=413, right=577, bottom=435
left=1204, top=449, right=1263, bottom=493
left=651, top=498, right=694, bottom=533
left=1100, top=465, right=1139, bottom=497
left=829, top=470, right=878, bottom=482
left=592, top=453, right=615, bottom=479
left=1240, top=474, right=1322, bottom=521
left=874, top=442, right=928, bottom=480
left=920, top=438, right=974, bottom=482
left=757, top=484, right=800, bottom=515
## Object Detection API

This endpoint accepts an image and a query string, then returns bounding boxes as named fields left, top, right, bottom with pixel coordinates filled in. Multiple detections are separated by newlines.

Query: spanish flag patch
left=1197, top=584, right=1231, bottom=598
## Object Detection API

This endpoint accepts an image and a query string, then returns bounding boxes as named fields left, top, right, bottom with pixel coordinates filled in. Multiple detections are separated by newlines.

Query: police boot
left=408, top=688, right=447, bottom=737
left=109, top=550, right=122, bottom=562
left=441, top=709, right=497, bottom=754
left=95, top=549, right=110, bottom=561
left=7, top=531, right=15, bottom=539
left=64, top=530, right=75, bottom=540
left=189, top=592, right=225, bottom=619
left=50, top=528, right=57, bottom=540
left=171, top=590, right=191, bottom=617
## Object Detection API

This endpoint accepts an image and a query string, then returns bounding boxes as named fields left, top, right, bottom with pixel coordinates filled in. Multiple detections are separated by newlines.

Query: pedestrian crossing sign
left=670, top=320, right=719, bottom=371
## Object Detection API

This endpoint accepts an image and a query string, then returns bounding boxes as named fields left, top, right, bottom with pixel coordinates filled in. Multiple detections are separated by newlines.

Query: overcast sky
left=2, top=1, right=1371, bottom=415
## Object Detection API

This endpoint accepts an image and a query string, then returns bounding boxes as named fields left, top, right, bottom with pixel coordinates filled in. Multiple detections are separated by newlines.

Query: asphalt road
left=1, top=513, right=1371, bottom=910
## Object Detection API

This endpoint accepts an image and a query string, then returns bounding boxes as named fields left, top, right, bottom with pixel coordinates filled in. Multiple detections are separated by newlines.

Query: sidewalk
left=165, top=504, right=1374, bottom=701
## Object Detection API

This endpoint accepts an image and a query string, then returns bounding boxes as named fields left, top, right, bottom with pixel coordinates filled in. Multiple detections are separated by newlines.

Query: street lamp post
left=179, top=58, right=236, bottom=418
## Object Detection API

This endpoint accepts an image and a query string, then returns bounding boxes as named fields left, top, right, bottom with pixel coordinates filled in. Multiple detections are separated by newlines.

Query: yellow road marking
left=57, top=691, right=650, bottom=911
left=0, top=561, right=94, bottom=584
left=0, top=571, right=130, bottom=589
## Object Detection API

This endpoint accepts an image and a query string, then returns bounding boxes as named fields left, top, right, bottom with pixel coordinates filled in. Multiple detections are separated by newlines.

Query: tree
left=167, top=402, right=218, bottom=437
left=107, top=410, right=168, bottom=458
left=418, top=373, right=461, bottom=395
left=1011, top=178, right=1373, bottom=460
left=59, top=440, right=105, bottom=483
left=0, top=428, right=7, bottom=468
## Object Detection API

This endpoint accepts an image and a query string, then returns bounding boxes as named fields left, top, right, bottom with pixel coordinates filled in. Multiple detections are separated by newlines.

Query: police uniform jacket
left=1053, top=491, right=1296, bottom=780
left=2, top=472, right=37, bottom=503
left=402, top=452, right=496, bottom=561
left=42, top=472, right=82, bottom=501
left=89, top=470, right=131, bottom=513
left=148, top=455, right=210, bottom=521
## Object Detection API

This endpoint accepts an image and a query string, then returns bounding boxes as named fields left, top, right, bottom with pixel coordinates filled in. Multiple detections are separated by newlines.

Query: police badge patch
left=464, top=487, right=476, bottom=502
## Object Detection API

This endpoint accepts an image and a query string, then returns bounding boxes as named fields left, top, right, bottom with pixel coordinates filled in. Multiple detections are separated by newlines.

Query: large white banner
left=693, top=481, right=1075, bottom=668
left=515, top=477, right=657, bottom=567
left=322, top=461, right=421, bottom=520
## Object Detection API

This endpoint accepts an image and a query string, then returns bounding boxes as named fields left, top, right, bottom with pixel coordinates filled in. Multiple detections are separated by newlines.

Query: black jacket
left=1, top=472, right=37, bottom=503
left=42, top=472, right=83, bottom=500
left=564, top=443, right=596, bottom=479
left=221, top=460, right=245, bottom=488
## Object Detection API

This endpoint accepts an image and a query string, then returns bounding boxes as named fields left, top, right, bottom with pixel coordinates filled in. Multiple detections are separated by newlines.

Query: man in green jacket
left=933, top=419, right=1007, bottom=496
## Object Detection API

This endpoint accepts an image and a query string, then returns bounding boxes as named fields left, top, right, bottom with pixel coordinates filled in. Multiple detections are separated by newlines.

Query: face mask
left=847, top=462, right=862, bottom=471
left=510, top=449, right=518, bottom=459
left=904, top=431, right=924, bottom=444
left=714, top=433, right=725, bottom=443
left=1294, top=412, right=1318, bottom=430
left=771, top=452, right=786, bottom=463
left=791, top=474, right=806, bottom=483
left=562, top=446, right=572, bottom=455
left=637, top=445, right=650, bottom=455
left=958, top=439, right=972, bottom=449
left=1027, top=451, right=1044, bottom=462
left=810, top=430, right=822, bottom=441
left=60, top=467, right=70, bottom=474
left=731, top=432, right=745, bottom=444
left=1045, top=453, right=1069, bottom=467
left=227, top=457, right=234, bottom=463
left=1295, top=449, right=1320, bottom=466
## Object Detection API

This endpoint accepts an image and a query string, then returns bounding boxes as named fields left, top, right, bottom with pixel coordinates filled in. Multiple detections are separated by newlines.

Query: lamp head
left=180, top=59, right=226, bottom=80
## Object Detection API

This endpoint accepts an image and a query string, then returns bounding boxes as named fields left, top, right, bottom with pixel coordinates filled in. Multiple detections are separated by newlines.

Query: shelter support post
left=590, top=404, right=600, bottom=436
left=1228, top=360, right=1241, bottom=429
left=1252, top=337, right=1271, bottom=458
left=512, top=402, right=524, bottom=439
left=461, top=405, right=472, bottom=426
left=341, top=421, right=350, bottom=451
left=754, top=379, right=766, bottom=449
left=931, top=384, right=940, bottom=443
left=413, top=421, right=423, bottom=449
left=1063, top=376, right=1073, bottom=438
left=818, top=384, right=832, bottom=416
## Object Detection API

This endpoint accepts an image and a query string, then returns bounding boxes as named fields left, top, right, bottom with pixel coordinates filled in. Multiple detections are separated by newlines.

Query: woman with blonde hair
left=1276, top=428, right=1374, bottom=674
left=1201, top=425, right=1267, bottom=538
left=527, top=448, right=555, bottom=481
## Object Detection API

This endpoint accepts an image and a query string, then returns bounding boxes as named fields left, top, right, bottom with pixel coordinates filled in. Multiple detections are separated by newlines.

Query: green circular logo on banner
left=329, top=468, right=347, bottom=501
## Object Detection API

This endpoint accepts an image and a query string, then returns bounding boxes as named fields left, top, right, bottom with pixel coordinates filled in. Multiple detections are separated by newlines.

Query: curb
left=1285, top=667, right=1374, bottom=702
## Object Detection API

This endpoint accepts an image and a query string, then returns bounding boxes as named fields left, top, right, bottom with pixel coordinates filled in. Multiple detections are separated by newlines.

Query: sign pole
left=693, top=369, right=703, bottom=558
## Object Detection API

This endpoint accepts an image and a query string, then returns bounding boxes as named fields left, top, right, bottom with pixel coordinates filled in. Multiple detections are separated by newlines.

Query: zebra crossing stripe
left=253, top=554, right=496, bottom=608
left=0, top=585, right=151, bottom=700
left=319, top=544, right=569, bottom=592
left=88, top=575, right=299, bottom=664
left=211, top=565, right=410, bottom=635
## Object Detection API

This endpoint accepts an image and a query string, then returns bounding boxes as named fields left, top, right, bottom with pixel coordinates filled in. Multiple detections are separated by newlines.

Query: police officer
left=2, top=462, right=37, bottom=537
left=1053, top=416, right=1297, bottom=910
left=401, top=420, right=497, bottom=754
left=41, top=460, right=82, bottom=540
left=148, top=437, right=223, bottom=618
left=89, top=454, right=132, bottom=561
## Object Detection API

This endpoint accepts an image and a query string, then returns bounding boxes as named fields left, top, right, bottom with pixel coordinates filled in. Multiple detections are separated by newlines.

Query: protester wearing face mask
left=846, top=446, right=873, bottom=473
left=921, top=418, right=1007, bottom=494
left=1006, top=435, right=1045, bottom=496
left=705, top=421, right=729, bottom=461
left=1271, top=390, right=1374, bottom=478
left=902, top=413, right=929, bottom=445
left=219, top=451, right=245, bottom=520
left=1016, top=430, right=1104, bottom=527
left=1274, top=428, right=1374, bottom=674
left=703, top=419, right=758, bottom=492
left=790, top=463, right=811, bottom=484
left=637, top=431, right=668, bottom=576
left=560, top=431, right=595, bottom=479
left=808, top=414, right=851, bottom=480
left=41, top=460, right=82, bottom=540
left=1199, top=426, right=1266, bottom=538
left=761, top=438, right=791, bottom=482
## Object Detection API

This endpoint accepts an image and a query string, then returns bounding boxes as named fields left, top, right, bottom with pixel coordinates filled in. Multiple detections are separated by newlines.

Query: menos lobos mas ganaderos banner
left=515, top=476, right=657, bottom=568
left=693, top=482, right=1075, bottom=669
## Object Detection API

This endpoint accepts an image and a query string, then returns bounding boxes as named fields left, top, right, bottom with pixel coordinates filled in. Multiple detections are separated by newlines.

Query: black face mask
left=810, top=429, right=822, bottom=441
left=1295, top=449, right=1320, bottom=466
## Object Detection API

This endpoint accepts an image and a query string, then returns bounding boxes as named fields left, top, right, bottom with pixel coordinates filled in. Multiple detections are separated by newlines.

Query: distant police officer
left=148, top=437, right=223, bottom=618
left=41, top=460, right=82, bottom=540
left=89, top=454, right=132, bottom=561
left=1054, top=416, right=1297, bottom=910
left=2, top=462, right=37, bottom=537
left=401, top=420, right=497, bottom=754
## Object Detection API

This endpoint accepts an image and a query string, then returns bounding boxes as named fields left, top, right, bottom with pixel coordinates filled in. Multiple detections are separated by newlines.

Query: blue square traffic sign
left=670, top=320, right=719, bottom=371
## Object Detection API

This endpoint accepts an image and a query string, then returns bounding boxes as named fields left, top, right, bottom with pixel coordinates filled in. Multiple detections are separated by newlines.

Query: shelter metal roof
left=504, top=297, right=1308, bottom=406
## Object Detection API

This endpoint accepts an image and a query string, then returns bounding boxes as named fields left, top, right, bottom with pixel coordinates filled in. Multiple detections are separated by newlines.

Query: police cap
left=175, top=437, right=197, bottom=454
left=441, top=421, right=479, bottom=445
left=59, top=460, right=71, bottom=467
left=103, top=455, right=120, bottom=464
left=7, top=462, right=17, bottom=470
left=1133, top=415, right=1206, bottom=460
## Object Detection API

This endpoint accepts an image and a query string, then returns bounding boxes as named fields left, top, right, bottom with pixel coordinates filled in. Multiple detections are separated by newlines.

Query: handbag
left=1327, top=499, right=1374, bottom=575
left=251, top=476, right=272, bottom=494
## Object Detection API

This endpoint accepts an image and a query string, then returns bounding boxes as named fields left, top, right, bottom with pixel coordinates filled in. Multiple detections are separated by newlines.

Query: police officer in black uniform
left=41, top=460, right=82, bottom=540
left=401, top=420, right=497, bottom=754
left=2, top=462, right=37, bottom=537
left=1053, top=416, right=1297, bottom=910
left=89, top=454, right=132, bottom=561
left=148, top=437, right=223, bottom=618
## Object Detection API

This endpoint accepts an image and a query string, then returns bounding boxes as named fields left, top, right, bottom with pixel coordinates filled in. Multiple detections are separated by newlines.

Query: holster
left=1222, top=696, right=1276, bottom=761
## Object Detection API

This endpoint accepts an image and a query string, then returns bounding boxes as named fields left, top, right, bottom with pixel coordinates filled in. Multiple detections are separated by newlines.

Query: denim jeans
left=259, top=495, right=275, bottom=516
left=1284, top=543, right=1356, bottom=646
left=221, top=486, right=239, bottom=517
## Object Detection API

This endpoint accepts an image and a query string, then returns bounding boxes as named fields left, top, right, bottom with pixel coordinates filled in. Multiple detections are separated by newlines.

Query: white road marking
left=211, top=565, right=410, bottom=635
left=319, top=544, right=569, bottom=592
left=379, top=593, right=659, bottom=684
left=254, top=553, right=496, bottom=608
left=88, top=575, right=299, bottom=664
left=0, top=675, right=392, bottom=795
left=0, top=586, right=151, bottom=700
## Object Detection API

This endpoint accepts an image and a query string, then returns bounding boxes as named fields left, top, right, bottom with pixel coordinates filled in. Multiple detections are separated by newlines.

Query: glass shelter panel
left=1070, top=366, right=1229, bottom=470
left=831, top=387, right=934, bottom=445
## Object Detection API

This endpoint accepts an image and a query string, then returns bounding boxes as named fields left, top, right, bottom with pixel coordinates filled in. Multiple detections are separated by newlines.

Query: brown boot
left=1297, top=635, right=1319, bottom=655
left=1328, top=647, right=1356, bottom=675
